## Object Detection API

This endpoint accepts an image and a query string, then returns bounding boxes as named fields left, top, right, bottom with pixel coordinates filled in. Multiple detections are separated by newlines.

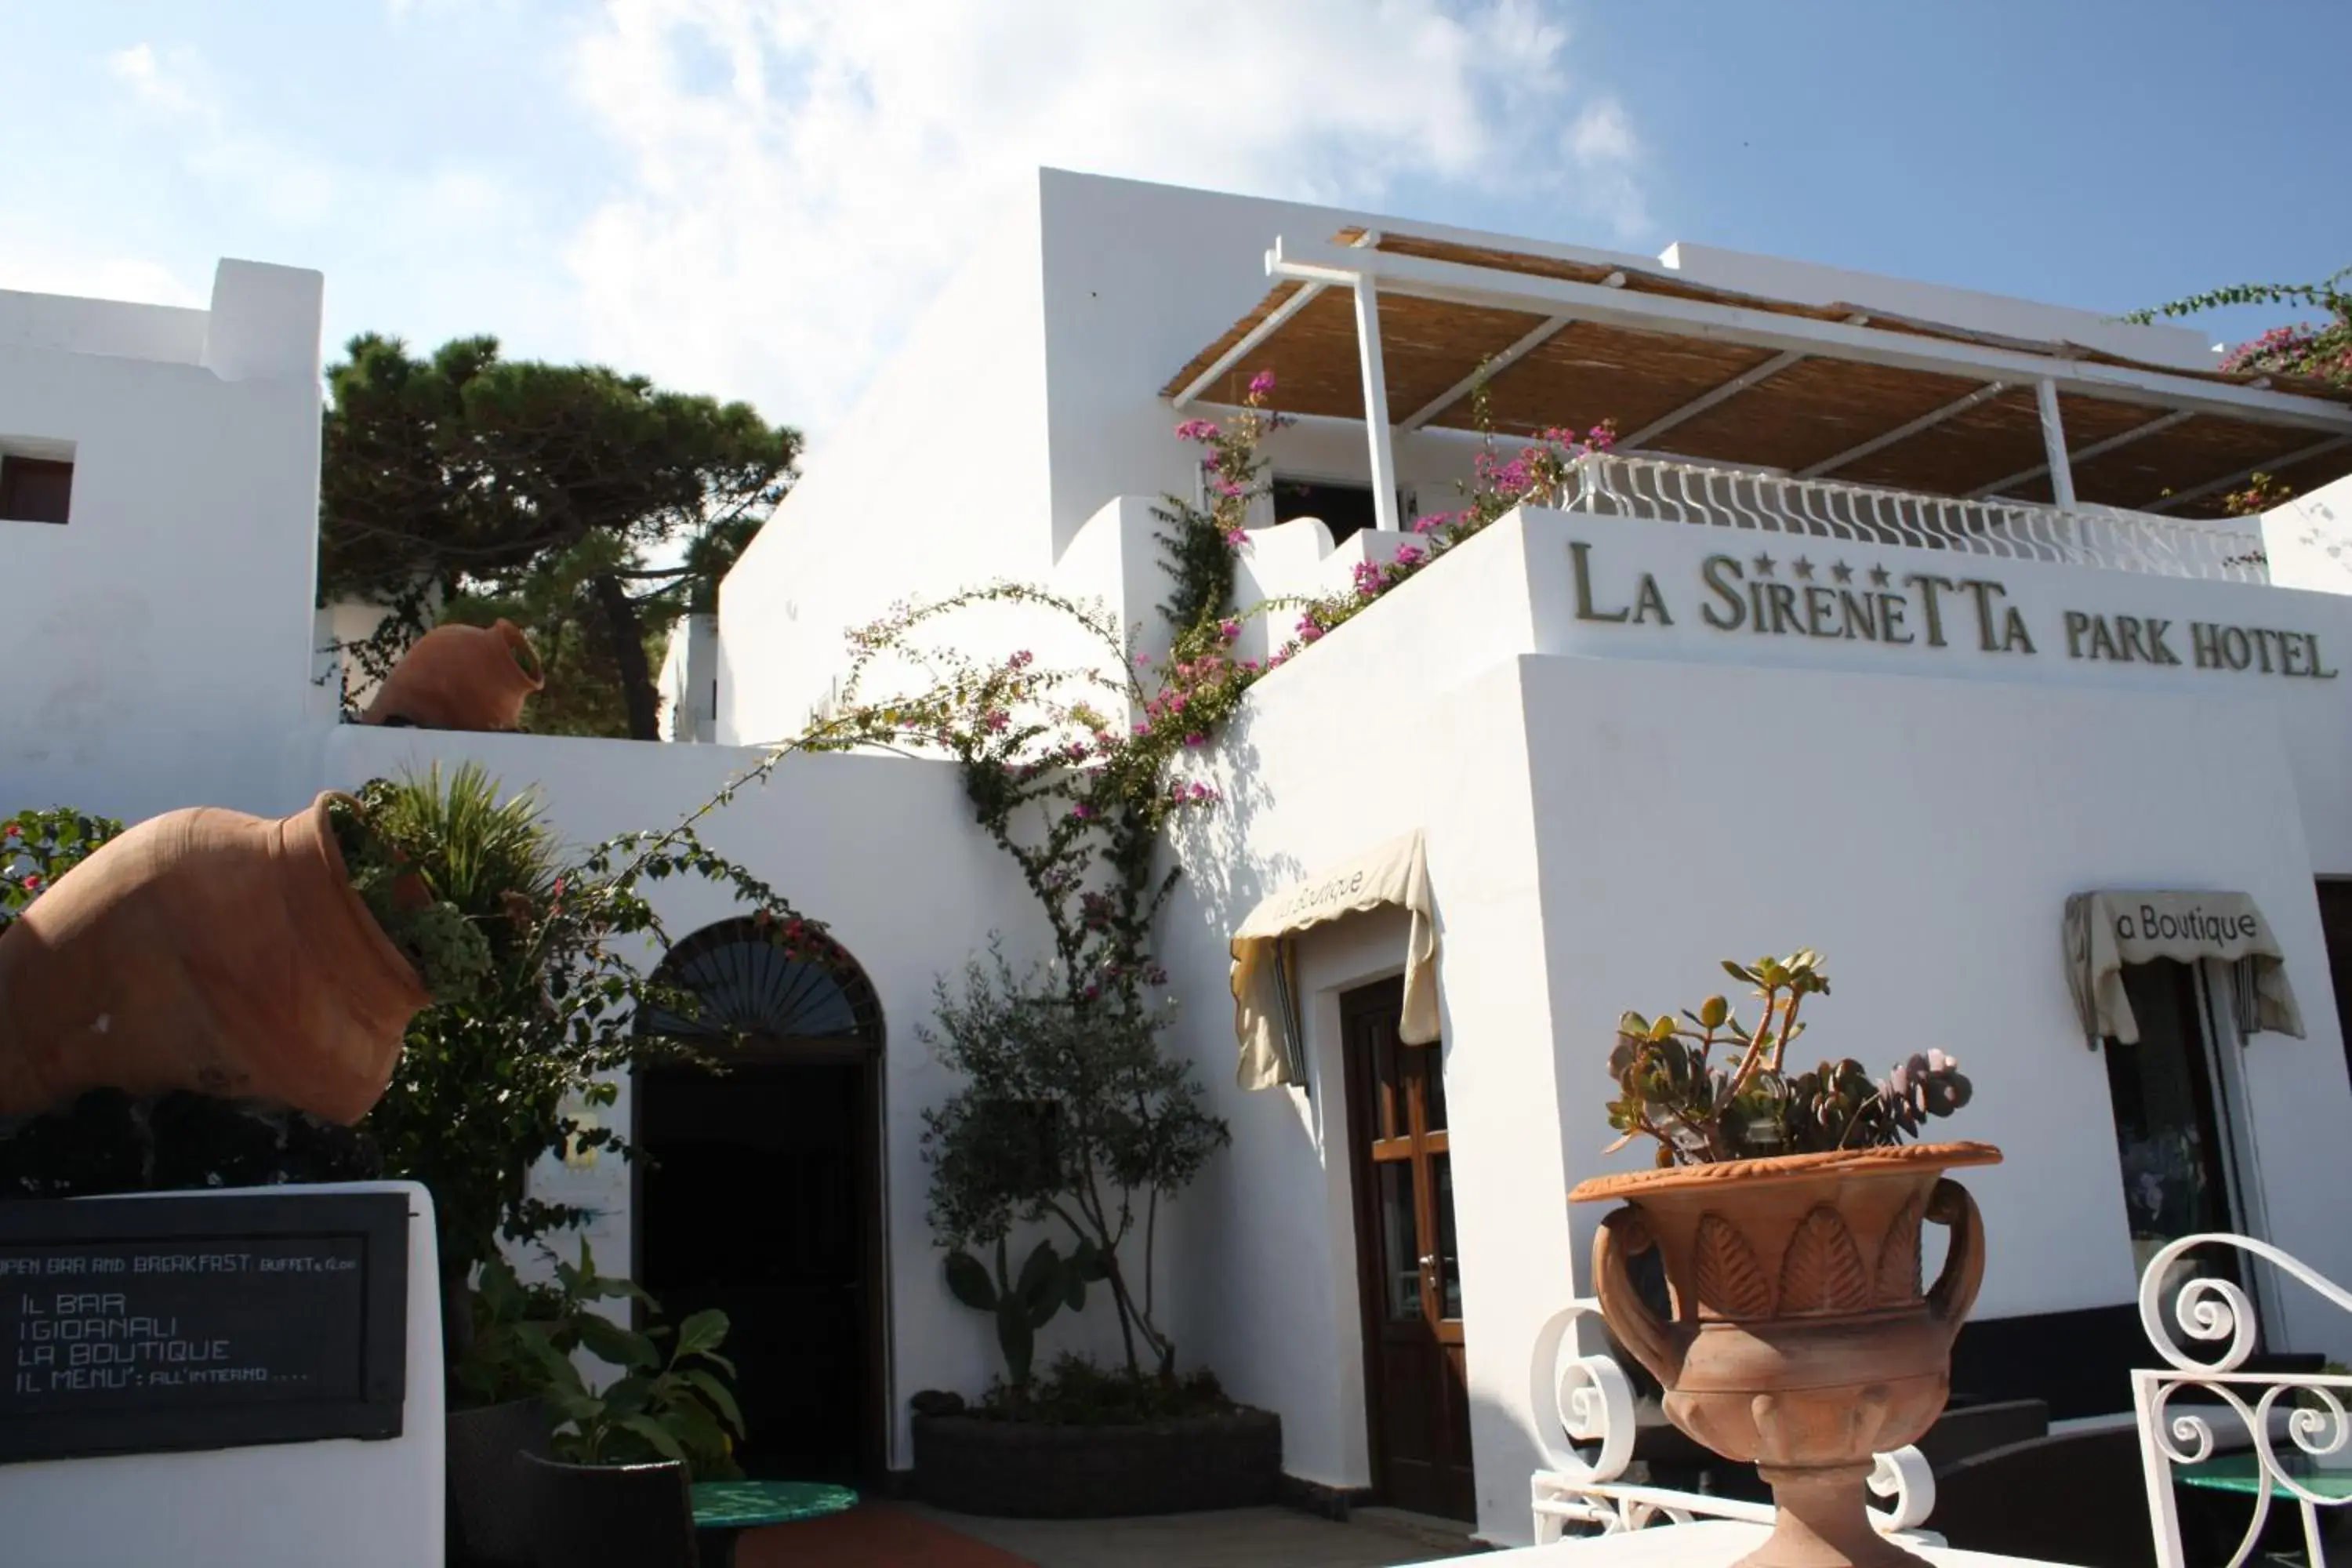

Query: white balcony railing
left=1560, top=453, right=2271, bottom=584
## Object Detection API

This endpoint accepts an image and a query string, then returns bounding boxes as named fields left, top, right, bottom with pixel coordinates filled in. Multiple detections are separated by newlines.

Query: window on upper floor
left=1271, top=476, right=1416, bottom=546
left=0, top=456, right=72, bottom=524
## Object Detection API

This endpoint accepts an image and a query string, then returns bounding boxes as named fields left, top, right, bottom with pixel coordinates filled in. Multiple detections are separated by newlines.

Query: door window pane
left=2103, top=960, right=2236, bottom=1282
left=1374, top=1028, right=1401, bottom=1141
left=1420, top=1048, right=1448, bottom=1134
left=1432, top=1153, right=1462, bottom=1320
left=1378, top=1160, right=1421, bottom=1320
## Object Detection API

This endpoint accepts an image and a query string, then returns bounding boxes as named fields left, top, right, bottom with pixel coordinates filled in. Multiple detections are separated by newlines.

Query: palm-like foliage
left=355, top=763, right=843, bottom=1289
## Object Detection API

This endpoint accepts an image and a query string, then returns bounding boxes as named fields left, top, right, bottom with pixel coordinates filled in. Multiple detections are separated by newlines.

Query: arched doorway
left=633, top=918, right=885, bottom=1483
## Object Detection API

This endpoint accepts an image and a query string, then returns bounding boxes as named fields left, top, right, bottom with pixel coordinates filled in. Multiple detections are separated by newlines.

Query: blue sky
left=2, top=1, right=2344, bottom=438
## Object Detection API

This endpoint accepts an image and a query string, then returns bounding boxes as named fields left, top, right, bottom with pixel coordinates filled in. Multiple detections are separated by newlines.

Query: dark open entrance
left=1271, top=476, right=1414, bottom=546
left=633, top=919, right=886, bottom=1483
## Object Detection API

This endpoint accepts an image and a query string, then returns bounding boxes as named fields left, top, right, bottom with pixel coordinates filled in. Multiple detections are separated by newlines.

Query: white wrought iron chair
left=1525, top=1295, right=1938, bottom=1547
left=2133, top=1232, right=2352, bottom=1568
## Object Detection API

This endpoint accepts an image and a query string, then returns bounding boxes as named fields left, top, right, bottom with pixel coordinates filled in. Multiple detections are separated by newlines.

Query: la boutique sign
left=1566, top=541, right=2338, bottom=681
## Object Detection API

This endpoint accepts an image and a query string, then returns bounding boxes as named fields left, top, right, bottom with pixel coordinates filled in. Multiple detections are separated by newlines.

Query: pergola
left=1163, top=228, right=2352, bottom=532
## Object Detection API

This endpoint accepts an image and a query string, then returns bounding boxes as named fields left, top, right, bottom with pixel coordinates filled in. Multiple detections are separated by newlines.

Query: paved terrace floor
left=733, top=1501, right=1481, bottom=1566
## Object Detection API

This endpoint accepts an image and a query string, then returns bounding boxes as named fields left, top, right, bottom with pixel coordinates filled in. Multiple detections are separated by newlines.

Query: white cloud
left=1564, top=98, right=1649, bottom=241
left=561, top=0, right=1650, bottom=433
left=107, top=43, right=208, bottom=119
left=0, top=241, right=205, bottom=309
left=104, top=42, right=344, bottom=227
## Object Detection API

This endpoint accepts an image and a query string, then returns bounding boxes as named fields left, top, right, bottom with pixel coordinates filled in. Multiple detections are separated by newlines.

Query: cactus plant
left=943, top=1236, right=1109, bottom=1395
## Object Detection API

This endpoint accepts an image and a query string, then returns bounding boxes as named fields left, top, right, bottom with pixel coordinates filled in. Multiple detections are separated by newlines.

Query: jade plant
left=1606, top=949, right=1971, bottom=1167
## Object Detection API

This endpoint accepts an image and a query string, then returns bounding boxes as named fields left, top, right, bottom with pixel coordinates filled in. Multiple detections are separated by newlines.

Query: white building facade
left=8, top=172, right=2352, bottom=1547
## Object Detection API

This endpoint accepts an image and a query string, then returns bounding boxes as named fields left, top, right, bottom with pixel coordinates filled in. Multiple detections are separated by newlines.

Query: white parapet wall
left=0, top=259, right=327, bottom=822
left=0, top=1181, right=445, bottom=1568
left=2262, top=473, right=2352, bottom=597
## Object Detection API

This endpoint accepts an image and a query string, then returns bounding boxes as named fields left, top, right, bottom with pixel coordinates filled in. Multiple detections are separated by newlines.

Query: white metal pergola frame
left=1176, top=234, right=2352, bottom=535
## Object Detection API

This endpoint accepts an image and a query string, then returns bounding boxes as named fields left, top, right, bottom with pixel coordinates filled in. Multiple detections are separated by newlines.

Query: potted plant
left=445, top=1244, right=742, bottom=1566
left=361, top=616, right=545, bottom=731
left=1569, top=950, right=2000, bottom=1568
left=0, top=792, right=481, bottom=1127
left=908, top=954, right=1274, bottom=1518
left=477, top=1241, right=745, bottom=1479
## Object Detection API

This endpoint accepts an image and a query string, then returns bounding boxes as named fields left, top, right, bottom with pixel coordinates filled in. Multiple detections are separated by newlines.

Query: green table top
left=688, top=1479, right=858, bottom=1529
left=2181, top=1453, right=2352, bottom=1501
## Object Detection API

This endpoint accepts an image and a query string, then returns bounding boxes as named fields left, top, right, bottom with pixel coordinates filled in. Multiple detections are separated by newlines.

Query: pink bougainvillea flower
left=1247, top=369, right=1277, bottom=397
left=1184, top=732, right=1207, bottom=747
left=1174, top=419, right=1220, bottom=442
left=20, top=873, right=40, bottom=891
left=1218, top=618, right=1240, bottom=641
left=1007, top=648, right=1034, bottom=669
left=982, top=710, right=1010, bottom=733
left=1225, top=528, right=1249, bottom=546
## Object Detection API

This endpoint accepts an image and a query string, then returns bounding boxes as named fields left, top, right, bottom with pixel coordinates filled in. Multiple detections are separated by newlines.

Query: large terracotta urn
left=362, top=619, right=543, bottom=731
left=0, top=793, right=431, bottom=1125
left=1569, top=1142, right=2002, bottom=1568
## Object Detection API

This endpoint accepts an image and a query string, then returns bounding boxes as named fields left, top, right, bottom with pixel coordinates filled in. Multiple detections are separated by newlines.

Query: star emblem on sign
left=1868, top=564, right=1892, bottom=588
left=1831, top=561, right=1854, bottom=585
left=1752, top=553, right=1776, bottom=577
left=1791, top=556, right=1816, bottom=580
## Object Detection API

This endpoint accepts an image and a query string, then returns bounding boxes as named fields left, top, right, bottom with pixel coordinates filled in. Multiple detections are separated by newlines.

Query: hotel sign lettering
left=1567, top=541, right=2337, bottom=681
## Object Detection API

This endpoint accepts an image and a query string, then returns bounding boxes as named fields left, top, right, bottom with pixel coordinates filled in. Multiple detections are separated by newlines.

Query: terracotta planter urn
left=363, top=619, right=543, bottom=732
left=1569, top=1141, right=2002, bottom=1568
left=0, top=792, right=432, bottom=1126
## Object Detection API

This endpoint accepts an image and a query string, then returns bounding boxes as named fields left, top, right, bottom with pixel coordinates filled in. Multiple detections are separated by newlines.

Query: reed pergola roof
left=1163, top=230, right=2352, bottom=521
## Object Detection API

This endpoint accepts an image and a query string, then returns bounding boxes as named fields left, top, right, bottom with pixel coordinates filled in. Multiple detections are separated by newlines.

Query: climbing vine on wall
left=836, top=372, right=1617, bottom=1012
left=2126, top=266, right=2352, bottom=515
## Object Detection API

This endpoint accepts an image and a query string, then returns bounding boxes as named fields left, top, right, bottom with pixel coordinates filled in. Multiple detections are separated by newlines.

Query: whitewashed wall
left=2263, top=473, right=2352, bottom=597
left=1153, top=505, right=2352, bottom=1544
left=656, top=612, right=719, bottom=742
left=0, top=261, right=325, bottom=823
left=720, top=171, right=2233, bottom=764
left=717, top=185, right=1057, bottom=746
left=314, top=724, right=1128, bottom=1466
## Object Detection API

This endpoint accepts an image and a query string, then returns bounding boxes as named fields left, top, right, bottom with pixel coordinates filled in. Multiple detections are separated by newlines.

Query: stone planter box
left=911, top=1409, right=1281, bottom=1518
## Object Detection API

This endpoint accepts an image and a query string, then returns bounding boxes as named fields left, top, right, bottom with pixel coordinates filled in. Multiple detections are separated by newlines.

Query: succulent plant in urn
left=1573, top=950, right=2002, bottom=1568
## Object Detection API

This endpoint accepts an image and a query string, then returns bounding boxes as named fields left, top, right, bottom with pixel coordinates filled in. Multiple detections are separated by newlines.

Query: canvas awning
left=1230, top=832, right=1438, bottom=1091
left=2063, top=891, right=2306, bottom=1047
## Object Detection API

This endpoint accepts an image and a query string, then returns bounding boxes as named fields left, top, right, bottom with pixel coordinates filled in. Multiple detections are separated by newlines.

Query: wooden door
left=1344, top=978, right=1475, bottom=1520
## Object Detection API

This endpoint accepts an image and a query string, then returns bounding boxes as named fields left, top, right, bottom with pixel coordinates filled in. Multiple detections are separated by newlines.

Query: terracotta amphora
left=1569, top=1142, right=2002, bottom=1568
left=0, top=793, right=431, bottom=1125
left=362, top=619, right=543, bottom=731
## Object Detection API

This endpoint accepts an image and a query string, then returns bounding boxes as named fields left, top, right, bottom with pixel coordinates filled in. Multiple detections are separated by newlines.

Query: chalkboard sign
left=0, top=1191, right=408, bottom=1463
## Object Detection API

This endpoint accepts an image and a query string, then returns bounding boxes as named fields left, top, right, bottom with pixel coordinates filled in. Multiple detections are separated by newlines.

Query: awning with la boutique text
left=1230, top=832, right=1439, bottom=1091
left=2063, top=891, right=2306, bottom=1047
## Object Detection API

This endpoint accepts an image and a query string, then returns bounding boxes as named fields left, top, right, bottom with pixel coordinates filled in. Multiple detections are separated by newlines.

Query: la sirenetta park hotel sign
left=1566, top=539, right=2336, bottom=681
